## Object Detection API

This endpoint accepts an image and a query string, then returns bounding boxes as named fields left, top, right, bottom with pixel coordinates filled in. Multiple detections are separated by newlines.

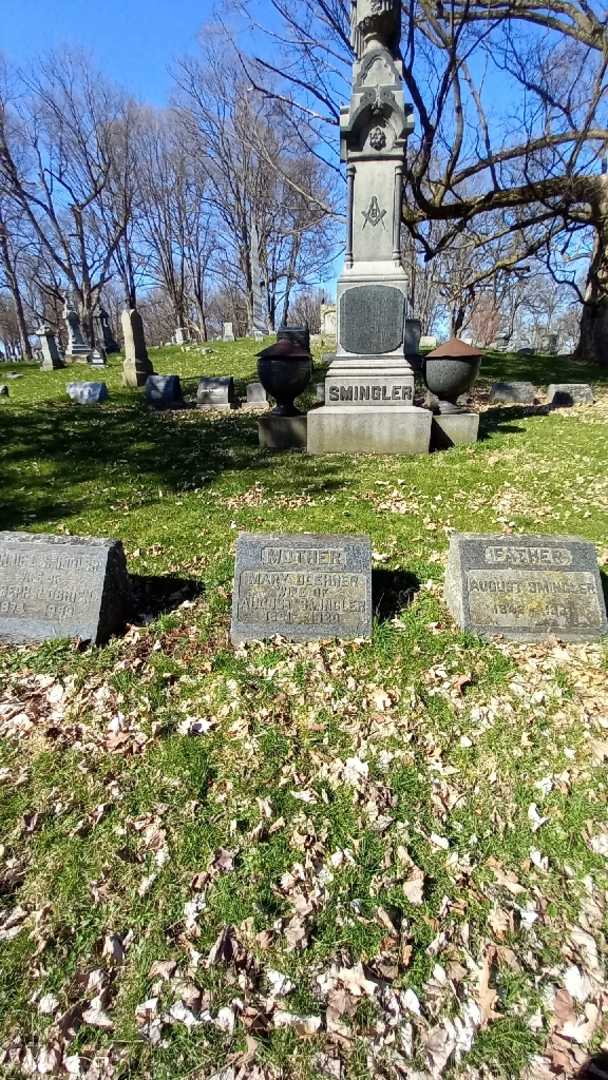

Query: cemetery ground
left=1, top=342, right=608, bottom=1080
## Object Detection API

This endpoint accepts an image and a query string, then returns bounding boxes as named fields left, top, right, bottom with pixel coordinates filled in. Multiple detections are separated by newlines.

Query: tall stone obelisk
left=308, top=0, right=431, bottom=454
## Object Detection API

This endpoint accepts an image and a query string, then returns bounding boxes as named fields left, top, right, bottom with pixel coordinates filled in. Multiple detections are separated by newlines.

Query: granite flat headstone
left=231, top=533, right=372, bottom=644
left=548, top=384, right=594, bottom=407
left=445, top=532, right=607, bottom=642
left=197, top=377, right=236, bottom=409
left=145, top=375, right=183, bottom=408
left=0, top=532, right=131, bottom=645
left=490, top=381, right=539, bottom=404
left=67, top=382, right=109, bottom=405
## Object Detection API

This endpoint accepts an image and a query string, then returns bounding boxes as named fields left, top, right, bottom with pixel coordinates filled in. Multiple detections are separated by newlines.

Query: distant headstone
left=145, top=375, right=183, bottom=409
left=246, top=382, right=267, bottom=407
left=490, top=381, right=539, bottom=404
left=90, top=345, right=107, bottom=368
left=94, top=308, right=119, bottom=354
left=419, top=335, right=438, bottom=351
left=197, top=377, right=236, bottom=409
left=37, top=325, right=65, bottom=371
left=445, top=532, right=607, bottom=642
left=548, top=384, right=594, bottom=407
left=320, top=304, right=337, bottom=337
left=541, top=333, right=559, bottom=355
left=67, top=382, right=109, bottom=405
left=231, top=533, right=373, bottom=644
left=0, top=532, right=130, bottom=645
left=63, top=297, right=90, bottom=362
left=494, top=334, right=510, bottom=353
left=223, top=322, right=235, bottom=342
left=0, top=385, right=8, bottom=398
left=174, top=327, right=187, bottom=345
left=122, top=308, right=154, bottom=388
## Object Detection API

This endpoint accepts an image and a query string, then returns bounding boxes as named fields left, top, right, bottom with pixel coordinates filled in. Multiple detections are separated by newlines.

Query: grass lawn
left=1, top=340, right=607, bottom=1079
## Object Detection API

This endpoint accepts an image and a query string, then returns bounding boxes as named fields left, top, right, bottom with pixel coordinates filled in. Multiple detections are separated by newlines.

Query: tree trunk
left=576, top=184, right=608, bottom=367
left=0, top=229, right=33, bottom=359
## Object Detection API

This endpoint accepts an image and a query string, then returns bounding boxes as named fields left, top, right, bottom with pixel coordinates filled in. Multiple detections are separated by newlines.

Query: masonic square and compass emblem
left=362, top=195, right=387, bottom=229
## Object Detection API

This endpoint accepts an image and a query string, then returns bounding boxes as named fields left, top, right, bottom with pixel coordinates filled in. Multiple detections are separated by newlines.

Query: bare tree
left=0, top=52, right=134, bottom=342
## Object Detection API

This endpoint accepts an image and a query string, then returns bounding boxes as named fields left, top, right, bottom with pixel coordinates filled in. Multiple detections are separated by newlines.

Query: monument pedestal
left=258, top=415, right=308, bottom=450
left=307, top=405, right=431, bottom=455
left=431, top=412, right=479, bottom=450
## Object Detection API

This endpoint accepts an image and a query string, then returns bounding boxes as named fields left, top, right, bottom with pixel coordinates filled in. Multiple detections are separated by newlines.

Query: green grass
left=1, top=340, right=607, bottom=1078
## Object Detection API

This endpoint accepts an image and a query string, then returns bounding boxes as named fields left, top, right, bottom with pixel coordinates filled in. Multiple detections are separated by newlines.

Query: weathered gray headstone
left=223, top=322, right=235, bottom=342
left=67, top=382, right=109, bottom=405
left=231, top=533, right=373, bottom=644
left=197, top=377, right=236, bottom=409
left=419, top=336, right=438, bottom=350
left=145, top=375, right=183, bottom=408
left=37, top=325, right=65, bottom=371
left=490, top=381, right=539, bottom=404
left=548, top=384, right=594, bottom=407
left=445, top=532, right=607, bottom=642
left=0, top=533, right=131, bottom=645
left=246, top=382, right=267, bottom=407
left=122, top=307, right=154, bottom=388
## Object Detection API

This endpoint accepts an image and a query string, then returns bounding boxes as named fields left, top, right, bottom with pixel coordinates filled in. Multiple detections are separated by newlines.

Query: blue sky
left=1, top=0, right=217, bottom=104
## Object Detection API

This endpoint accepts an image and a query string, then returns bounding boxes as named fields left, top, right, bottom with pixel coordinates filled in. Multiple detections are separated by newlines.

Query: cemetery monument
left=94, top=307, right=120, bottom=354
left=308, top=0, right=432, bottom=455
left=63, top=296, right=91, bottom=363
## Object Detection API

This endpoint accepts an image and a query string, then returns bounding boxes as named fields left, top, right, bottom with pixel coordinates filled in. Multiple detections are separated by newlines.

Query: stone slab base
left=258, top=415, right=308, bottom=450
left=307, top=406, right=431, bottom=455
left=431, top=412, right=479, bottom=450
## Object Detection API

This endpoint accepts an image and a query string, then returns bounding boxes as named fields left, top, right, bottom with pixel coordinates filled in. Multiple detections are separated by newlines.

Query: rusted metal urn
left=257, top=339, right=312, bottom=417
left=423, top=338, right=482, bottom=414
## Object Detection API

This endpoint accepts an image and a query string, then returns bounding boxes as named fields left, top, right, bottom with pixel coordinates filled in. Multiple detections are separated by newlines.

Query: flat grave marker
left=446, top=532, right=607, bottom=642
left=231, top=533, right=372, bottom=644
left=0, top=532, right=131, bottom=645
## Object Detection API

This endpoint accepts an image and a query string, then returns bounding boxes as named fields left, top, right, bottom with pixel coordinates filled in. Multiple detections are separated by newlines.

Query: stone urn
left=257, top=339, right=312, bottom=416
left=423, top=338, right=482, bottom=413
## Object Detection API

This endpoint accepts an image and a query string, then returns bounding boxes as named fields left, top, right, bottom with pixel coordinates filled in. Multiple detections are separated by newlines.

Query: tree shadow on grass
left=373, top=570, right=420, bottom=622
left=478, top=403, right=551, bottom=440
left=130, top=574, right=204, bottom=623
left=0, top=400, right=347, bottom=531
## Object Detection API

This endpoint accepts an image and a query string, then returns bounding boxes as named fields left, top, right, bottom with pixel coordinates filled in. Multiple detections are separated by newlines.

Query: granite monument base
left=307, top=406, right=431, bottom=456
left=258, top=415, right=308, bottom=450
left=431, top=412, right=479, bottom=450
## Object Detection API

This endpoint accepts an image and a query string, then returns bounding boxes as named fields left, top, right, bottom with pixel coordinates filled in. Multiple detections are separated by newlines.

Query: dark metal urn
left=423, top=338, right=482, bottom=414
left=257, top=339, right=312, bottom=416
